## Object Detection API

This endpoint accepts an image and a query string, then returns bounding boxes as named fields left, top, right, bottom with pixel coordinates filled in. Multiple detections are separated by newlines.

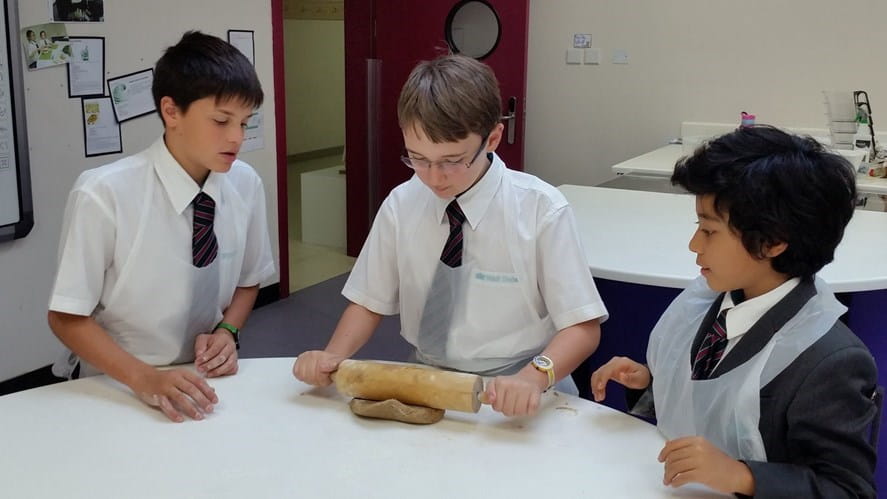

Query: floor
left=240, top=273, right=410, bottom=362
left=286, top=152, right=355, bottom=292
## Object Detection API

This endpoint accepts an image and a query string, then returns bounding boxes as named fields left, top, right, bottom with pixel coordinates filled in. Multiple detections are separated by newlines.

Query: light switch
left=584, top=48, right=601, bottom=65
left=612, top=49, right=629, bottom=64
left=566, top=49, right=582, bottom=65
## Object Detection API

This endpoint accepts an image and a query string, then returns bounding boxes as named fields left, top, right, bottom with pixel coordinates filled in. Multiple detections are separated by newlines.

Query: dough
left=348, top=398, right=444, bottom=424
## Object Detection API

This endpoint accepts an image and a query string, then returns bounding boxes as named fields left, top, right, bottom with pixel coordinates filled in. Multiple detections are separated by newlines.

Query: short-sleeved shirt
left=344, top=153, right=608, bottom=370
left=49, top=136, right=275, bottom=376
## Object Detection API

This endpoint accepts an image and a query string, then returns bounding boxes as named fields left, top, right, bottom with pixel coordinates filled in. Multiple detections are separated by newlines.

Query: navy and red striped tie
left=192, top=192, right=218, bottom=268
left=691, top=309, right=730, bottom=380
left=440, top=200, right=466, bottom=268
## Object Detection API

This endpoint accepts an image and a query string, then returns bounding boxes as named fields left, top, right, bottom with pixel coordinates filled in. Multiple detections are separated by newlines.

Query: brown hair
left=397, top=54, right=501, bottom=143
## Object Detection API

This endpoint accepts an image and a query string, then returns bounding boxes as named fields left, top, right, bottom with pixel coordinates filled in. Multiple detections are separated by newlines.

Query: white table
left=0, top=357, right=726, bottom=498
left=561, top=185, right=887, bottom=293
left=611, top=144, right=887, bottom=196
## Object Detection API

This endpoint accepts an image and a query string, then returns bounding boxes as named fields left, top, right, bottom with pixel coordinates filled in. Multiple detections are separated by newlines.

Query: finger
left=197, top=336, right=226, bottom=367
left=664, top=458, right=697, bottom=486
left=182, top=370, right=219, bottom=404
left=207, top=350, right=237, bottom=378
left=658, top=437, right=693, bottom=462
left=194, top=333, right=210, bottom=358
left=157, top=395, right=185, bottom=423
left=663, top=454, right=697, bottom=485
left=205, top=344, right=235, bottom=375
left=510, top=390, right=528, bottom=417
left=501, top=386, right=518, bottom=417
left=319, top=357, right=341, bottom=373
left=668, top=470, right=698, bottom=489
left=293, top=356, right=308, bottom=382
left=488, top=380, right=503, bottom=411
left=527, top=390, right=541, bottom=416
left=169, top=388, right=205, bottom=420
left=483, top=382, right=496, bottom=406
left=175, top=376, right=216, bottom=413
left=590, top=366, right=612, bottom=401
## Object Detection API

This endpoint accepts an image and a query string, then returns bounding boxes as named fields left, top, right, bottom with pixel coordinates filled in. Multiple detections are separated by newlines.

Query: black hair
left=671, top=124, right=857, bottom=279
left=152, top=31, right=263, bottom=123
left=25, top=30, right=34, bottom=38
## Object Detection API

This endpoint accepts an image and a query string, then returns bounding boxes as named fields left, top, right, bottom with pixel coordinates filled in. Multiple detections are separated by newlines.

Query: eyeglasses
left=400, top=135, right=489, bottom=173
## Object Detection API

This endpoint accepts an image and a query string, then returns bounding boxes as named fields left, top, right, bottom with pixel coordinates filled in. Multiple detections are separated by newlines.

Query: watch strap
left=215, top=321, right=240, bottom=350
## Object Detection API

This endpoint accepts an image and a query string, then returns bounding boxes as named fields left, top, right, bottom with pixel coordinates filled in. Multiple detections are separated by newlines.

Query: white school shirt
left=343, top=153, right=608, bottom=372
left=25, top=40, right=38, bottom=60
left=716, top=277, right=801, bottom=364
left=49, top=136, right=275, bottom=377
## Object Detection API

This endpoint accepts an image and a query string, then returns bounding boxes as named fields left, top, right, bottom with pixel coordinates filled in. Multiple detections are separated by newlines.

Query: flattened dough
left=349, top=398, right=445, bottom=424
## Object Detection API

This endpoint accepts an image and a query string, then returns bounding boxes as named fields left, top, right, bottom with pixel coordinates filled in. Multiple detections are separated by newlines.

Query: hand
left=131, top=366, right=218, bottom=423
left=589, top=356, right=651, bottom=402
left=658, top=436, right=755, bottom=495
left=483, top=372, right=546, bottom=417
left=194, top=330, right=238, bottom=377
left=292, top=351, right=345, bottom=387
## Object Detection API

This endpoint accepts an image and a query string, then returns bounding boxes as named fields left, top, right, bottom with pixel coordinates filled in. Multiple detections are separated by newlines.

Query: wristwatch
left=531, top=354, right=555, bottom=390
left=215, top=321, right=240, bottom=350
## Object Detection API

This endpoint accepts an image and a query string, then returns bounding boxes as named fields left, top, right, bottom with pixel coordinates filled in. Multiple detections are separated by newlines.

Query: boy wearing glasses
left=294, top=54, right=608, bottom=417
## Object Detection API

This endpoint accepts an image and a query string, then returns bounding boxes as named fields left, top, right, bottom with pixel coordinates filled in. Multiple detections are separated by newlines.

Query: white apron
left=413, top=178, right=577, bottom=394
left=648, top=276, right=845, bottom=461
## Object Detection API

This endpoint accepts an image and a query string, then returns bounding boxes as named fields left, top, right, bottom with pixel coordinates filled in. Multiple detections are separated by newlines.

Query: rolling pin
left=330, top=359, right=485, bottom=413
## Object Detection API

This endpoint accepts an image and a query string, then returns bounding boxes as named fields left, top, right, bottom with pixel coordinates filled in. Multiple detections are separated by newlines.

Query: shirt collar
left=151, top=135, right=223, bottom=214
left=432, top=152, right=504, bottom=229
left=719, top=277, right=801, bottom=341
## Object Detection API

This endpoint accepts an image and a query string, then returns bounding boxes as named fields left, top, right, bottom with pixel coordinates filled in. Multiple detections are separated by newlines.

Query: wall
left=0, top=1, right=278, bottom=381
left=284, top=19, right=344, bottom=154
left=526, top=0, right=887, bottom=187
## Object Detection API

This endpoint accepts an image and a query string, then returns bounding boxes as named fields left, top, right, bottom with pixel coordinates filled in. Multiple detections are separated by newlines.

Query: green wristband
left=215, top=321, right=240, bottom=350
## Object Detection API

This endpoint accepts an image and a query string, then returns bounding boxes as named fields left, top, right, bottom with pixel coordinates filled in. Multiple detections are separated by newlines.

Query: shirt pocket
left=463, top=270, right=530, bottom=338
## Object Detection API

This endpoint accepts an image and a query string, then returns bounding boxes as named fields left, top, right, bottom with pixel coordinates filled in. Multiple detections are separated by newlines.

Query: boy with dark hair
left=591, top=125, right=877, bottom=497
left=48, top=31, right=274, bottom=422
left=294, top=54, right=608, bottom=417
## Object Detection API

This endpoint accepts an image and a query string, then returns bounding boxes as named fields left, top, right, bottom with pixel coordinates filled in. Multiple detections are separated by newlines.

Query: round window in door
left=444, top=0, right=501, bottom=60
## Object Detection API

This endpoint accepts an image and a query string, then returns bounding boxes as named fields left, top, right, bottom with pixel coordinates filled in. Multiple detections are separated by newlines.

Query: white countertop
left=560, top=185, right=887, bottom=292
left=0, top=357, right=726, bottom=498
left=611, top=144, right=887, bottom=196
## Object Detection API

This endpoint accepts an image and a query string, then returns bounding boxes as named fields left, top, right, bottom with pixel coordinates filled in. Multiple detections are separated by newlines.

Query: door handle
left=500, top=96, right=517, bottom=145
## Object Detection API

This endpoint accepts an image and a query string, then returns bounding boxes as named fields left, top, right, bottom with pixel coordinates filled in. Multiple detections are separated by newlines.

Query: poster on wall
left=240, top=109, right=264, bottom=153
left=67, top=37, right=104, bottom=98
left=20, top=23, right=70, bottom=71
left=107, top=68, right=155, bottom=122
left=50, top=0, right=105, bottom=22
left=81, top=96, right=121, bottom=157
left=227, top=30, right=255, bottom=66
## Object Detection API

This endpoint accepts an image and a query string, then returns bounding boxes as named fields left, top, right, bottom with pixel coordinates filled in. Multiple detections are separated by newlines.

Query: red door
left=344, top=0, right=529, bottom=256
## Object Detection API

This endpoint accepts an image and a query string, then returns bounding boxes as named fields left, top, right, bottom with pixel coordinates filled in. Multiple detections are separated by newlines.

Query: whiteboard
left=0, top=0, right=32, bottom=242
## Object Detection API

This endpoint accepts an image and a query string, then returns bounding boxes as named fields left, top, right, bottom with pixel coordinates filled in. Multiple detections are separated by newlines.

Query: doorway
left=282, top=1, right=355, bottom=291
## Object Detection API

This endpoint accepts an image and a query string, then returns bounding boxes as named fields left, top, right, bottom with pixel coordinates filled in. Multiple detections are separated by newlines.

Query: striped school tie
left=192, top=192, right=218, bottom=268
left=691, top=308, right=730, bottom=380
left=440, top=200, right=466, bottom=268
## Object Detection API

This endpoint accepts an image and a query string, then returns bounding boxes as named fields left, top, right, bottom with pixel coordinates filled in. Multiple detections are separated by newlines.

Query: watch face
left=534, top=355, right=553, bottom=369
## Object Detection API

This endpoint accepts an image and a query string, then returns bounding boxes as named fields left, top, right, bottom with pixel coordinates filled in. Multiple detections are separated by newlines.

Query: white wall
left=0, top=1, right=278, bottom=381
left=526, top=0, right=887, bottom=187
left=284, top=19, right=344, bottom=155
